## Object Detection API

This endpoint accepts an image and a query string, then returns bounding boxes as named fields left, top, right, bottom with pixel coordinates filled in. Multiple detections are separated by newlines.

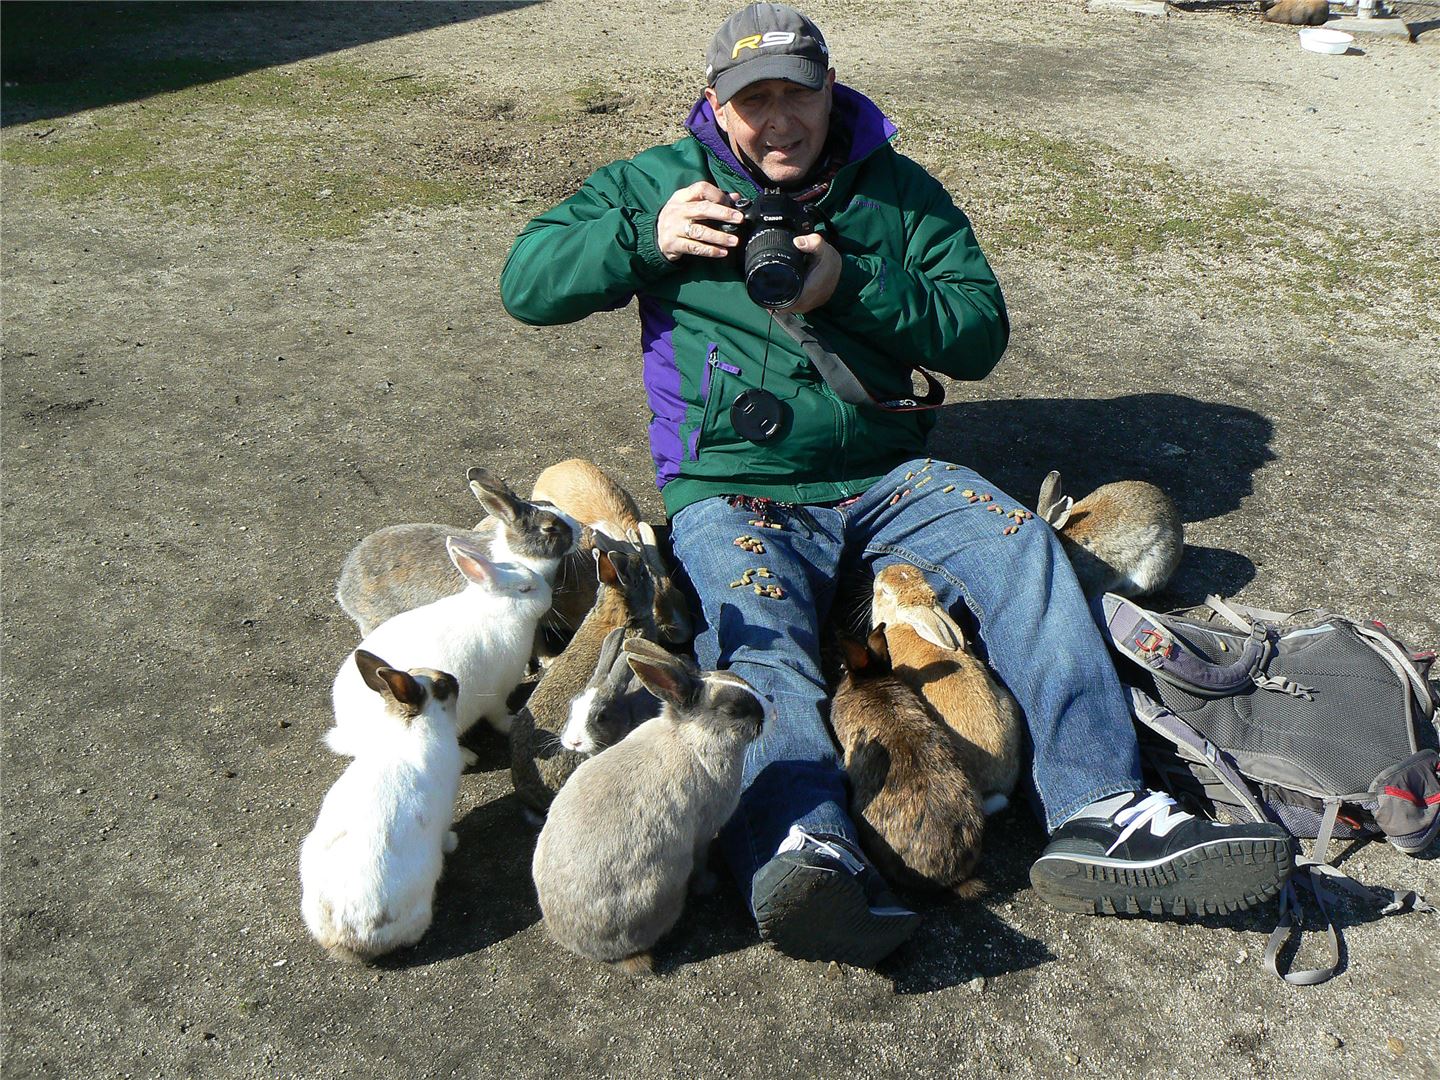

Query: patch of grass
left=889, top=109, right=1439, bottom=341
left=3, top=59, right=471, bottom=238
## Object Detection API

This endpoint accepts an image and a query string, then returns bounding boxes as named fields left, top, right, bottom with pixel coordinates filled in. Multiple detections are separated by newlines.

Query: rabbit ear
left=636, top=520, right=658, bottom=553
left=595, top=626, right=628, bottom=680
left=355, top=650, right=425, bottom=716
left=446, top=535, right=496, bottom=586
left=609, top=550, right=644, bottom=592
left=840, top=628, right=886, bottom=673
left=354, top=649, right=392, bottom=695
left=1037, top=470, right=1074, bottom=529
left=596, top=549, right=620, bottom=588
left=903, top=605, right=965, bottom=651
left=468, top=467, right=522, bottom=526
left=866, top=624, right=892, bottom=666
left=626, top=651, right=698, bottom=708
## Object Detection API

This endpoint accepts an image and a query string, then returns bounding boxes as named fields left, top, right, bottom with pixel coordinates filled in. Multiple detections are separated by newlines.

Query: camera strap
left=769, top=311, right=946, bottom=413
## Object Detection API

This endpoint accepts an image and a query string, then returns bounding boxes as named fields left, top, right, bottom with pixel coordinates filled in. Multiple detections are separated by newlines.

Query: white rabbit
left=300, top=650, right=464, bottom=963
left=332, top=535, right=552, bottom=739
left=531, top=639, right=769, bottom=972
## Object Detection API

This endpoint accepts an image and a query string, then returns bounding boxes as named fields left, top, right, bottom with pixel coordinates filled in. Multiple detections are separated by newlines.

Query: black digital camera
left=718, top=190, right=818, bottom=309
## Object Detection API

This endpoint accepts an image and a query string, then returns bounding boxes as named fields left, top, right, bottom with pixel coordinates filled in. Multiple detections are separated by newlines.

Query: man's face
left=706, top=71, right=836, bottom=186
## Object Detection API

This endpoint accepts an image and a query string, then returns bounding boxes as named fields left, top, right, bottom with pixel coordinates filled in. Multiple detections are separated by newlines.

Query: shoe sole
left=754, top=862, right=921, bottom=967
left=1028, top=838, right=1292, bottom=917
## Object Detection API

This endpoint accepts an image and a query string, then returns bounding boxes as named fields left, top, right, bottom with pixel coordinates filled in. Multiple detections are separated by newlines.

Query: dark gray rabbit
left=531, top=638, right=768, bottom=973
left=334, top=467, right=577, bottom=636
left=559, top=626, right=662, bottom=755
left=510, top=548, right=658, bottom=817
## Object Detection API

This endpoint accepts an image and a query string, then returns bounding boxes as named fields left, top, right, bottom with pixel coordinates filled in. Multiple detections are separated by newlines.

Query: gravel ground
left=2, top=3, right=1437, bottom=1078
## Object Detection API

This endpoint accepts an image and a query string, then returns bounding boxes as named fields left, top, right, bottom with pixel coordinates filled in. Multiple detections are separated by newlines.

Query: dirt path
left=3, top=3, right=1438, bottom=1078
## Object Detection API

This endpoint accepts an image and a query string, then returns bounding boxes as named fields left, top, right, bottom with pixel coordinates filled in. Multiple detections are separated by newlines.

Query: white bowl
left=1299, top=27, right=1354, bottom=54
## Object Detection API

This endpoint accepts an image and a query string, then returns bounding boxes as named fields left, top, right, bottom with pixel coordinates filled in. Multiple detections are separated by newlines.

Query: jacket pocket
left=693, top=345, right=742, bottom=460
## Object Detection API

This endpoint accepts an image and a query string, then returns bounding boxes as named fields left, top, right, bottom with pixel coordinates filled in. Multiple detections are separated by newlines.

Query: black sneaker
left=752, top=826, right=921, bottom=967
left=1029, top=791, right=1293, bottom=917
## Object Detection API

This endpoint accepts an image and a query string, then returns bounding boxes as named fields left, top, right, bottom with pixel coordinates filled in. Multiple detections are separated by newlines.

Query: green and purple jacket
left=500, top=85, right=1008, bottom=518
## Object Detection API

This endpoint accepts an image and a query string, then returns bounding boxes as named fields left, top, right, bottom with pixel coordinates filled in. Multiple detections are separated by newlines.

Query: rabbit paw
left=444, top=830, right=459, bottom=853
left=460, top=747, right=479, bottom=768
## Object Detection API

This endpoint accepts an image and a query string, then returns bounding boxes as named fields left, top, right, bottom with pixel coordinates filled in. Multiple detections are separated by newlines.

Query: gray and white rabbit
left=1036, top=470, right=1184, bottom=598
left=510, top=548, right=659, bottom=816
left=559, top=626, right=661, bottom=755
left=871, top=562, right=1022, bottom=815
left=300, top=650, right=464, bottom=963
left=531, top=457, right=693, bottom=646
left=332, top=535, right=552, bottom=738
left=334, top=467, right=577, bottom=637
left=531, top=639, right=769, bottom=973
left=831, top=626, right=986, bottom=897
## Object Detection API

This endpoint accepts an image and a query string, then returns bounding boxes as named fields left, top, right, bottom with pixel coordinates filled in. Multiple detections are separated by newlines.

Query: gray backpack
left=1099, top=593, right=1440, bottom=984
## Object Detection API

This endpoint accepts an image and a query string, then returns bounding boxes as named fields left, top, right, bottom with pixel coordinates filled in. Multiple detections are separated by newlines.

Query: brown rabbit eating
left=870, top=562, right=1023, bottom=816
left=1036, top=470, right=1183, bottom=599
left=1260, top=0, right=1330, bottom=25
left=830, top=626, right=986, bottom=897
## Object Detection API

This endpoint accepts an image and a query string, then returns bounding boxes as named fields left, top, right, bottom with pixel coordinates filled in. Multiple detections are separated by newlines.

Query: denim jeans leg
left=842, top=459, right=1143, bottom=833
left=669, top=497, right=858, bottom=910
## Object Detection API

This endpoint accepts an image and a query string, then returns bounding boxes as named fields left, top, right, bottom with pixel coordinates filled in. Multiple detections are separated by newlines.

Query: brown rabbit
left=510, top=548, right=659, bottom=817
left=531, top=458, right=692, bottom=646
left=871, top=563, right=1023, bottom=815
left=1260, top=0, right=1330, bottom=25
left=830, top=626, right=986, bottom=897
left=1036, top=470, right=1183, bottom=599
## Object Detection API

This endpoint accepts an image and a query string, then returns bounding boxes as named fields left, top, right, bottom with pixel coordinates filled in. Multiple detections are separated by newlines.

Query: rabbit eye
left=519, top=585, right=534, bottom=593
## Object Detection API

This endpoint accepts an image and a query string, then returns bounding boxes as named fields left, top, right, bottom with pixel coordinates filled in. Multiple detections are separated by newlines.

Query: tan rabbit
left=1260, top=0, right=1330, bottom=25
left=1036, top=470, right=1183, bottom=599
left=871, top=563, right=1022, bottom=815
left=531, top=458, right=692, bottom=646
left=830, top=626, right=986, bottom=897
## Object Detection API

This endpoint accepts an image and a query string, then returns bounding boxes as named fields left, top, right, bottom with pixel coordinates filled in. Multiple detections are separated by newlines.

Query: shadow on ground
left=1, top=0, right=538, bottom=126
left=929, top=391, right=1272, bottom=603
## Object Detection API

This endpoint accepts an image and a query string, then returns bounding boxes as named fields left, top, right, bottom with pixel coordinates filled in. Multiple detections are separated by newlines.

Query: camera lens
left=743, top=226, right=806, bottom=308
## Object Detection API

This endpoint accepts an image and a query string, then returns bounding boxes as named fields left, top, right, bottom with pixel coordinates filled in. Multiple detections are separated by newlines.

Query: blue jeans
left=669, top=458, right=1143, bottom=910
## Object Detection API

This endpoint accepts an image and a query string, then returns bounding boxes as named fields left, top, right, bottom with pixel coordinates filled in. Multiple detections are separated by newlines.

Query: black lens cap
left=731, top=388, right=783, bottom=443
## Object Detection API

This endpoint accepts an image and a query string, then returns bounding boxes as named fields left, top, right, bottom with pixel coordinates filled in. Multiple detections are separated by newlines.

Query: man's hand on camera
left=657, top=182, right=743, bottom=263
left=775, top=232, right=841, bottom=315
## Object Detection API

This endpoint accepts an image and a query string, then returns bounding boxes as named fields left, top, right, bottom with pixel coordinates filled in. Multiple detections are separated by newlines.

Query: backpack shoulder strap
left=1101, top=594, right=1271, bottom=695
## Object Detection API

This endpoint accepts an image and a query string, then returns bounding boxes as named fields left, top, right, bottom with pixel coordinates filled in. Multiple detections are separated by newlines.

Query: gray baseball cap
left=706, top=4, right=830, bottom=106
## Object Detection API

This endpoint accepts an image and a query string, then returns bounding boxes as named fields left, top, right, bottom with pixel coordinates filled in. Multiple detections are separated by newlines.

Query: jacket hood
left=685, top=82, right=898, bottom=187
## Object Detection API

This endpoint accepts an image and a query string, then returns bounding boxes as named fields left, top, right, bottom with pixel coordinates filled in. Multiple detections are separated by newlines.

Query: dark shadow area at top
left=1, top=1, right=539, bottom=127
left=927, top=391, right=1275, bottom=607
